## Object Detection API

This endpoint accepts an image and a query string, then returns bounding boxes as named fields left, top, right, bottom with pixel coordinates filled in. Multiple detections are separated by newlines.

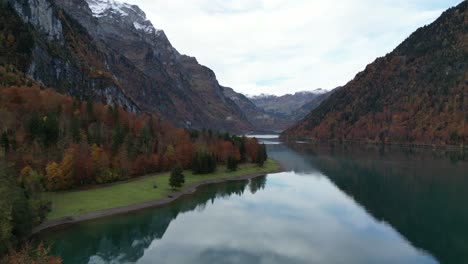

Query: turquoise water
left=41, top=137, right=467, bottom=264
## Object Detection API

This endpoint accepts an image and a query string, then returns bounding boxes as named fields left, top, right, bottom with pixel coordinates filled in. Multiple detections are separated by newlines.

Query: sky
left=124, top=0, right=462, bottom=96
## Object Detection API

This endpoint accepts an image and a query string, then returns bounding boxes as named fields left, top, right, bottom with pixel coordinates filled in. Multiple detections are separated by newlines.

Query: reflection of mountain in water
left=287, top=143, right=468, bottom=264
left=42, top=178, right=267, bottom=263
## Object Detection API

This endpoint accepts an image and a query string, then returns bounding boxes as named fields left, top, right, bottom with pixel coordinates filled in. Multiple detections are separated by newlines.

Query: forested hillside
left=282, top=1, right=467, bottom=147
left=0, top=81, right=265, bottom=261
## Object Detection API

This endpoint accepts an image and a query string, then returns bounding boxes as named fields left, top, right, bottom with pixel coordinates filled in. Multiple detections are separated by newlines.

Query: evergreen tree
left=227, top=156, right=238, bottom=171
left=256, top=143, right=267, bottom=167
left=26, top=113, right=41, bottom=140
left=192, top=152, right=217, bottom=174
left=90, top=122, right=103, bottom=146
left=141, top=122, right=153, bottom=155
left=70, top=116, right=81, bottom=143
left=0, top=131, right=9, bottom=154
left=86, top=99, right=94, bottom=122
left=240, top=137, right=247, bottom=162
left=169, top=166, right=185, bottom=190
left=40, top=113, right=59, bottom=147
left=111, top=123, right=126, bottom=153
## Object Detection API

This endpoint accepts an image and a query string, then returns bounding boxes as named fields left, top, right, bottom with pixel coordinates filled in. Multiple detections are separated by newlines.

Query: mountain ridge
left=282, top=1, right=467, bottom=147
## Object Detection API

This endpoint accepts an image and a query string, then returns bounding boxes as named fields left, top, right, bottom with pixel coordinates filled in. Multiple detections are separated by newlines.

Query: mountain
left=234, top=89, right=331, bottom=131
left=1, top=0, right=252, bottom=132
left=1, top=0, right=139, bottom=112
left=222, top=87, right=291, bottom=132
left=249, top=89, right=327, bottom=119
left=282, top=1, right=467, bottom=147
left=290, top=88, right=338, bottom=121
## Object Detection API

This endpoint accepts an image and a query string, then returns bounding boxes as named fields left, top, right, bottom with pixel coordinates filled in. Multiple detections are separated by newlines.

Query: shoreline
left=279, top=137, right=466, bottom=151
left=32, top=167, right=284, bottom=235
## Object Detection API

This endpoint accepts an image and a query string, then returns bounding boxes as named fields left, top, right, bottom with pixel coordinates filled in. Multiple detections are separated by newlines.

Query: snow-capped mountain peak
left=86, top=0, right=129, bottom=18
left=85, top=0, right=162, bottom=35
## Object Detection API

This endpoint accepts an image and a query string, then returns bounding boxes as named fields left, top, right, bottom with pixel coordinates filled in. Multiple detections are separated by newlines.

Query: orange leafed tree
left=245, top=138, right=260, bottom=162
left=2, top=243, right=62, bottom=264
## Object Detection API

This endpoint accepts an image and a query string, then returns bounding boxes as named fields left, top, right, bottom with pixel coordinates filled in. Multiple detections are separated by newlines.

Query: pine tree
left=256, top=143, right=267, bottom=167
left=41, top=113, right=59, bottom=147
left=192, top=152, right=217, bottom=174
left=111, top=123, right=126, bottom=153
left=70, top=116, right=81, bottom=143
left=240, top=137, right=247, bottom=162
left=227, top=156, right=238, bottom=171
left=0, top=131, right=9, bottom=154
left=169, top=166, right=185, bottom=190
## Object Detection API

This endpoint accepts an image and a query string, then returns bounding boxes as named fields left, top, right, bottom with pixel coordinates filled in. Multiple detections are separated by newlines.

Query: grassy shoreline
left=44, top=159, right=280, bottom=221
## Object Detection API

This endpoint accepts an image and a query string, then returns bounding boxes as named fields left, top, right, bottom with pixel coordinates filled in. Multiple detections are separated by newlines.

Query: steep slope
left=291, top=88, right=337, bottom=121
left=2, top=0, right=252, bottom=132
left=1, top=0, right=140, bottom=112
left=282, top=2, right=467, bottom=147
left=54, top=0, right=252, bottom=132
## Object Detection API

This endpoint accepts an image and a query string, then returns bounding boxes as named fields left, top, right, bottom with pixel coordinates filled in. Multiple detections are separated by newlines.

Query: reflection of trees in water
left=249, top=176, right=267, bottom=194
left=44, top=179, right=258, bottom=263
left=288, top=143, right=468, bottom=264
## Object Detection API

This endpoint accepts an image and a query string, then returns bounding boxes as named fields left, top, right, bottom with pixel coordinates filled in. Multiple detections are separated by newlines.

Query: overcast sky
left=124, top=0, right=461, bottom=96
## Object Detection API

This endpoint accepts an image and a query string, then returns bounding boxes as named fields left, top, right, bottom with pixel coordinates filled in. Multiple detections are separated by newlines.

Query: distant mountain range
left=249, top=89, right=328, bottom=118
left=231, top=89, right=333, bottom=132
left=282, top=1, right=467, bottom=147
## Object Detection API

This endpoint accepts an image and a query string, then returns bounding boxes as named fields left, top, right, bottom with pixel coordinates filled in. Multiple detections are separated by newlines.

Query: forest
left=0, top=82, right=266, bottom=261
left=282, top=1, right=467, bottom=147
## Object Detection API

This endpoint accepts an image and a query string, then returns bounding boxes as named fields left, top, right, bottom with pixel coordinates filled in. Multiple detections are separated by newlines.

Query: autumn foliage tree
left=1, top=243, right=62, bottom=264
left=0, top=85, right=266, bottom=191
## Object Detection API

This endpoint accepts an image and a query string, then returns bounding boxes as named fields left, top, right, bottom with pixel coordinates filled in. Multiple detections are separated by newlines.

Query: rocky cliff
left=1, top=0, right=253, bottom=132
left=55, top=0, right=252, bottom=132
left=1, top=0, right=140, bottom=112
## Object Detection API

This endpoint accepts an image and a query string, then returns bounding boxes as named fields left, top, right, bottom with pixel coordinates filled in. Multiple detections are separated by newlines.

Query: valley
left=0, top=0, right=466, bottom=263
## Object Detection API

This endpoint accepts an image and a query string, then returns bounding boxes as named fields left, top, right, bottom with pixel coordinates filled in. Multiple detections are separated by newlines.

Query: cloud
left=124, top=0, right=462, bottom=95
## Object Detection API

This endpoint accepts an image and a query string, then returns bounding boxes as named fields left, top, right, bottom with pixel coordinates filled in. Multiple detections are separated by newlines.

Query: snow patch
left=86, top=0, right=131, bottom=17
left=133, top=22, right=152, bottom=33
left=133, top=22, right=162, bottom=36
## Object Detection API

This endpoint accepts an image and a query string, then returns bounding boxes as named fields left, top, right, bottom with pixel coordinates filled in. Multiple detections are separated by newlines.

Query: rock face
left=2, top=0, right=140, bottom=112
left=282, top=1, right=467, bottom=147
left=54, top=0, right=252, bottom=132
left=10, top=0, right=63, bottom=41
left=2, top=0, right=252, bottom=132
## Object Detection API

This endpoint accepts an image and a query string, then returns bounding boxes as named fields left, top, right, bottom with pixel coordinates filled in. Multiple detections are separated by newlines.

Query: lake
left=40, top=136, right=468, bottom=264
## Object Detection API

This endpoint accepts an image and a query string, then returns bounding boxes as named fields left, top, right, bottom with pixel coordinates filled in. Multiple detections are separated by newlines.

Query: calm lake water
left=40, top=136, right=468, bottom=264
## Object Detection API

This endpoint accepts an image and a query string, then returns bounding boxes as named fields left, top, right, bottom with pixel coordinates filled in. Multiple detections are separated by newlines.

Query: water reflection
left=40, top=141, right=468, bottom=264
left=282, top=143, right=468, bottom=264
left=42, top=180, right=254, bottom=263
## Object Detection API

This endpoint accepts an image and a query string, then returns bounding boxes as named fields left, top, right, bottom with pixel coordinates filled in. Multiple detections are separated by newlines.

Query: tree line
left=0, top=85, right=268, bottom=262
